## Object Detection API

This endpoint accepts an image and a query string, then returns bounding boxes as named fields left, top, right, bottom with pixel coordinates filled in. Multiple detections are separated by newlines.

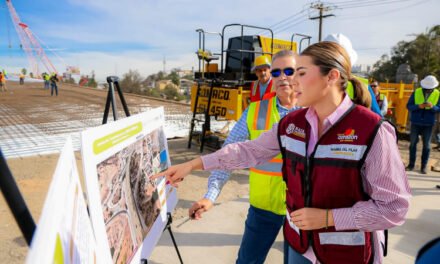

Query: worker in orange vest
left=250, top=55, right=274, bottom=102
left=0, top=71, right=7, bottom=92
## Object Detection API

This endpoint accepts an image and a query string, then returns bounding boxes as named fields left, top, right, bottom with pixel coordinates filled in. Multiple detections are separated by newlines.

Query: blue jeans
left=236, top=205, right=284, bottom=264
left=284, top=242, right=312, bottom=264
left=51, top=83, right=58, bottom=96
left=409, top=124, right=433, bottom=168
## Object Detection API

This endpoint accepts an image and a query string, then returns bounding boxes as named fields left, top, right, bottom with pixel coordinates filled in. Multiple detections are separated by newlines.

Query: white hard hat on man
left=323, top=33, right=358, bottom=67
left=420, top=75, right=439, bottom=90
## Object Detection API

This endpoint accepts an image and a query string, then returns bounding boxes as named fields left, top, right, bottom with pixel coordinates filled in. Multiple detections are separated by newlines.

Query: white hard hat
left=323, top=33, right=358, bottom=66
left=421, top=75, right=439, bottom=90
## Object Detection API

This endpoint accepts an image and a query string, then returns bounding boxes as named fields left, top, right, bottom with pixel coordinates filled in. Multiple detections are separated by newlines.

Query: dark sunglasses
left=370, top=84, right=378, bottom=88
left=270, top=67, right=295, bottom=78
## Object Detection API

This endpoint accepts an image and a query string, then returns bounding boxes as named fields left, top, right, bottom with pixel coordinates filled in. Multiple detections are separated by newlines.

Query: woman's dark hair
left=301, top=41, right=371, bottom=108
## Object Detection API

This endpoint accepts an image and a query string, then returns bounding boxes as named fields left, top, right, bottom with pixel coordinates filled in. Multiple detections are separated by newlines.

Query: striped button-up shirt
left=204, top=98, right=298, bottom=202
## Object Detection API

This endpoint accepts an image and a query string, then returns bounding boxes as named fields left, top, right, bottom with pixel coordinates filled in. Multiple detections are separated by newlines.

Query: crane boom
left=5, top=0, right=57, bottom=75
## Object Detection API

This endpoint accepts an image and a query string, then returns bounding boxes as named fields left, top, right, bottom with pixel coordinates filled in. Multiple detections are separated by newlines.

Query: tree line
left=370, top=25, right=439, bottom=83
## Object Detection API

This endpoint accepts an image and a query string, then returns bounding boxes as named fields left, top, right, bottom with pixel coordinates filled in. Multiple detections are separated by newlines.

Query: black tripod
left=140, top=212, right=184, bottom=264
left=0, top=150, right=35, bottom=246
left=102, top=76, right=131, bottom=124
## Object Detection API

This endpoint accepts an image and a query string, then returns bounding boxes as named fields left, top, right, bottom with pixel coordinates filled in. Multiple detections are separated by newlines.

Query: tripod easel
left=102, top=76, right=131, bottom=124
left=0, top=150, right=35, bottom=246
left=102, top=77, right=183, bottom=263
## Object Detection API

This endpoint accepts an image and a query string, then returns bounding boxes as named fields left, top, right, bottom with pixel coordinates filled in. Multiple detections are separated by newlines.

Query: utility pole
left=163, top=55, right=166, bottom=74
left=309, top=2, right=335, bottom=42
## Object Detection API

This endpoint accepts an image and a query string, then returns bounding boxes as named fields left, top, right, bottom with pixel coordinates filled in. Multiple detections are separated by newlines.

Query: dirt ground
left=0, top=138, right=250, bottom=263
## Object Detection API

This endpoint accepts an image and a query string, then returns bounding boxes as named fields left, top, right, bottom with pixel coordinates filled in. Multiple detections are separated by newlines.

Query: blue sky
left=0, top=0, right=439, bottom=81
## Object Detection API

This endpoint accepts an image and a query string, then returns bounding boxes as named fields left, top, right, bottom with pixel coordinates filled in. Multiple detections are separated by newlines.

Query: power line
left=335, top=0, right=416, bottom=9
left=272, top=13, right=310, bottom=33
left=336, top=0, right=429, bottom=20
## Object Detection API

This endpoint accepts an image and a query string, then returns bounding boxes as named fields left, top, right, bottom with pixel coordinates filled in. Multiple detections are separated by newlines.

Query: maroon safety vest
left=250, top=79, right=275, bottom=102
left=277, top=104, right=382, bottom=264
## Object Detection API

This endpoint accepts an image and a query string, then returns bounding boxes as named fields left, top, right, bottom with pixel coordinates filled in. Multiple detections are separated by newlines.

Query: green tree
left=167, top=70, right=180, bottom=86
left=163, top=84, right=183, bottom=101
left=120, top=69, right=144, bottom=94
left=87, top=71, right=98, bottom=88
left=21, top=68, right=27, bottom=75
left=371, top=25, right=440, bottom=82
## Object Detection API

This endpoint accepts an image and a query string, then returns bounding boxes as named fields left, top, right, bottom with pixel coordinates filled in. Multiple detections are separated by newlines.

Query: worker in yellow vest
left=19, top=73, right=25, bottom=85
left=323, top=33, right=382, bottom=116
left=370, top=79, right=388, bottom=116
left=188, top=50, right=299, bottom=263
left=406, top=75, right=440, bottom=174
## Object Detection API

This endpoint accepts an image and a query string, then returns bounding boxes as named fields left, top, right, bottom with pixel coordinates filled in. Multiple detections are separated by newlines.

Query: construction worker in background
left=188, top=50, right=299, bottom=263
left=0, top=71, right=7, bottom=92
left=250, top=55, right=275, bottom=102
left=406, top=75, right=440, bottom=174
left=50, top=72, right=59, bottom=96
left=323, top=33, right=382, bottom=116
left=42, top=72, right=50, bottom=89
left=19, top=72, right=25, bottom=85
left=370, top=79, right=388, bottom=116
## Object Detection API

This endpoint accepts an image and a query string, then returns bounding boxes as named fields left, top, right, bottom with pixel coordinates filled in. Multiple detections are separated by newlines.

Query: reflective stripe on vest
left=250, top=79, right=274, bottom=102
left=247, top=96, right=286, bottom=215
left=414, top=87, right=439, bottom=109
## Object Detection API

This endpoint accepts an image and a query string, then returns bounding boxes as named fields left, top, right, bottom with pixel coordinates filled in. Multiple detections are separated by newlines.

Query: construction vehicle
left=188, top=24, right=311, bottom=152
left=376, top=81, right=415, bottom=132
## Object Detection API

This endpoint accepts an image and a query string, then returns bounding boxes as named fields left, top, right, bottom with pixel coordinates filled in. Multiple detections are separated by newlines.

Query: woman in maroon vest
left=153, top=43, right=410, bottom=264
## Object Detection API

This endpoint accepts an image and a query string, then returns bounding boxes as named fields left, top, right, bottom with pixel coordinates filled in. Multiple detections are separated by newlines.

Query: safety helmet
left=252, top=55, right=271, bottom=71
left=323, top=33, right=358, bottom=66
left=421, top=75, right=439, bottom=90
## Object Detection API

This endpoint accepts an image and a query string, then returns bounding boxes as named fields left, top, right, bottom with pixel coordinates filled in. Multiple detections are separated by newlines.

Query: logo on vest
left=337, top=129, right=358, bottom=142
left=286, top=123, right=305, bottom=138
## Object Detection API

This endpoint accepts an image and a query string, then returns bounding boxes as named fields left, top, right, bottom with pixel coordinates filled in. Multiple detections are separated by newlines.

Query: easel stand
left=0, top=150, right=35, bottom=245
left=141, top=213, right=184, bottom=264
left=102, top=76, right=131, bottom=124
left=101, top=78, right=183, bottom=263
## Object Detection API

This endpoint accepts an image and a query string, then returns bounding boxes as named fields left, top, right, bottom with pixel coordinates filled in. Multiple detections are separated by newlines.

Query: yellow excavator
left=188, top=23, right=311, bottom=151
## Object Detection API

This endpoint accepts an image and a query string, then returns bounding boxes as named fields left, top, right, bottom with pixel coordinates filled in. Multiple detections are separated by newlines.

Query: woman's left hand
left=290, top=208, right=333, bottom=230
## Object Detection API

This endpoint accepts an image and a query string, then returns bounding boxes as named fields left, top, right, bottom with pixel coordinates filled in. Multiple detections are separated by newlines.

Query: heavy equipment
left=188, top=23, right=311, bottom=152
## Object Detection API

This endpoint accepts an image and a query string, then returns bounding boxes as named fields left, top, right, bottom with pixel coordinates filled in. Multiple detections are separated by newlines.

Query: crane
left=5, top=0, right=57, bottom=76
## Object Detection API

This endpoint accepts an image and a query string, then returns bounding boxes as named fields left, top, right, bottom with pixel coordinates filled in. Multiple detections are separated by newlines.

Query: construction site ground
left=0, top=82, right=439, bottom=263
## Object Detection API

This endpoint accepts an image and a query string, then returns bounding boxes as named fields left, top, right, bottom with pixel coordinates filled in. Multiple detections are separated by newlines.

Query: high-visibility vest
left=250, top=78, right=275, bottom=102
left=346, top=76, right=369, bottom=100
left=375, top=93, right=386, bottom=109
left=246, top=95, right=286, bottom=215
left=414, top=87, right=439, bottom=110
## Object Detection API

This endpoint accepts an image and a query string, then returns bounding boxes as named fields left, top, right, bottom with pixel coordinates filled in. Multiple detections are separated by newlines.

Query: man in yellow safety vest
left=189, top=50, right=299, bottom=263
left=406, top=75, right=440, bottom=174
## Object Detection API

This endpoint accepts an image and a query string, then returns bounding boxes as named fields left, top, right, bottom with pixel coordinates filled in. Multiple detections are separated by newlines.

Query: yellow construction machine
left=188, top=24, right=311, bottom=151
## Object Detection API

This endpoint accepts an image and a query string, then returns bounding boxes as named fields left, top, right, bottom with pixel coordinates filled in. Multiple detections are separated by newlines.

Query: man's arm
left=407, top=94, right=420, bottom=111
left=204, top=108, right=251, bottom=202
left=381, top=96, right=388, bottom=116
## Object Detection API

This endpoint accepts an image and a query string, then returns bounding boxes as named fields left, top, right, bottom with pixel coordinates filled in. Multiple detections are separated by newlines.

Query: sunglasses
left=270, top=67, right=295, bottom=78
left=370, top=85, right=378, bottom=88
